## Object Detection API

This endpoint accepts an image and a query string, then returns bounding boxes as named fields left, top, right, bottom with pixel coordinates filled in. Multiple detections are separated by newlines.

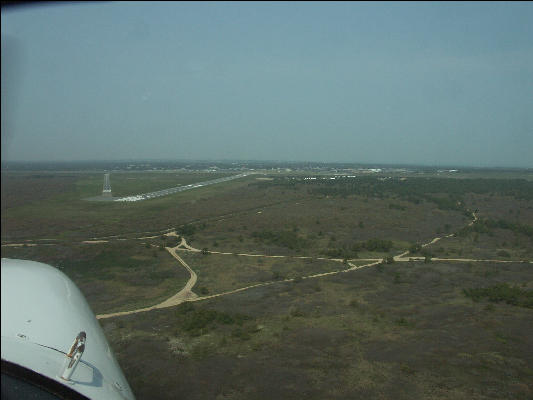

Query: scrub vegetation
left=2, top=168, right=533, bottom=399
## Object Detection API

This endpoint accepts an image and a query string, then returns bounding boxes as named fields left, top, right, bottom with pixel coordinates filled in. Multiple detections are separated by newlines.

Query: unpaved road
left=10, top=211, right=531, bottom=320
left=97, top=252, right=383, bottom=319
left=97, top=241, right=198, bottom=319
left=96, top=233, right=381, bottom=319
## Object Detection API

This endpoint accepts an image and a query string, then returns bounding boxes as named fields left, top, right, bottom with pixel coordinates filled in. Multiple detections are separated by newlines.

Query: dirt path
left=22, top=210, right=533, bottom=320
left=96, top=231, right=384, bottom=319
left=97, top=211, right=533, bottom=319
left=174, top=236, right=365, bottom=263
left=166, top=259, right=383, bottom=305
left=97, top=252, right=386, bottom=319
left=1, top=243, right=38, bottom=247
left=155, top=248, right=198, bottom=307
left=97, top=241, right=198, bottom=319
left=400, top=256, right=531, bottom=264
left=393, top=212, right=474, bottom=261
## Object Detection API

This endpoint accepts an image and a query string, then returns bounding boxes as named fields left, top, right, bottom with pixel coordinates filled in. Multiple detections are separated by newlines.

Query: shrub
left=176, top=302, right=194, bottom=315
left=231, top=327, right=251, bottom=341
left=396, top=317, right=408, bottom=326
left=362, top=238, right=393, bottom=252
left=497, top=250, right=510, bottom=258
left=216, top=313, right=234, bottom=325
left=393, top=272, right=401, bottom=284
left=349, top=299, right=359, bottom=308
left=177, top=305, right=250, bottom=336
left=233, top=313, right=252, bottom=326
left=421, top=248, right=433, bottom=257
left=463, top=283, right=533, bottom=308
left=191, top=342, right=215, bottom=360
left=272, top=271, right=284, bottom=280
left=182, top=309, right=218, bottom=332
left=289, top=306, right=305, bottom=317
left=251, top=230, right=309, bottom=250
left=177, top=225, right=197, bottom=236
left=389, top=203, right=406, bottom=211
left=198, top=286, right=209, bottom=295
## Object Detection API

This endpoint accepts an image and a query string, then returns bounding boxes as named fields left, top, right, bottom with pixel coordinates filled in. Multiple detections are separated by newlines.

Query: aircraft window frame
left=1, top=359, right=91, bottom=400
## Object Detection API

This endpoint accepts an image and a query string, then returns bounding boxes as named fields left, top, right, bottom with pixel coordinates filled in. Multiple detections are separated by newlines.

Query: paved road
left=114, top=173, right=250, bottom=202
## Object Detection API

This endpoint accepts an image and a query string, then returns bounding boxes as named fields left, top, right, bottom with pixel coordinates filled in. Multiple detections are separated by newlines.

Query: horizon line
left=2, top=158, right=532, bottom=170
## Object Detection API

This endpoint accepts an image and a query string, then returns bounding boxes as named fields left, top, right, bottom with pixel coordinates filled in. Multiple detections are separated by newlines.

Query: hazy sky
left=2, top=2, right=532, bottom=167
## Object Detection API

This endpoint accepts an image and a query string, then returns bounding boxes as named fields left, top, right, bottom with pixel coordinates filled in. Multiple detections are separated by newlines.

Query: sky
left=1, top=2, right=532, bottom=167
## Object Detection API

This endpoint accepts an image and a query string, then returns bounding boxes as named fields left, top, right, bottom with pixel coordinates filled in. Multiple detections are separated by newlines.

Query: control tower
left=102, top=173, right=112, bottom=197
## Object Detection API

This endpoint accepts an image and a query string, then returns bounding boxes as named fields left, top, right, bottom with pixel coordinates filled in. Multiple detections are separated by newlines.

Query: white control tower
left=102, top=173, right=112, bottom=197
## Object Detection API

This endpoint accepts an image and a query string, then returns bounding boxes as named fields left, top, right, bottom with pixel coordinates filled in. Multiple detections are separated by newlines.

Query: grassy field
left=100, top=261, right=533, bottom=400
left=2, top=169, right=532, bottom=399
left=1, top=172, right=284, bottom=240
left=180, top=252, right=345, bottom=295
left=1, top=239, right=189, bottom=314
left=183, top=194, right=467, bottom=258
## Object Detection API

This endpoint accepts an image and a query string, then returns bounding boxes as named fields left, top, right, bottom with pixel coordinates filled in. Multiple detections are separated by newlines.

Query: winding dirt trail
left=11, top=210, right=531, bottom=320
left=393, top=212, right=477, bottom=262
left=93, top=211, right=529, bottom=319
left=184, top=259, right=383, bottom=304
left=97, top=239, right=198, bottom=319
left=96, top=231, right=383, bottom=319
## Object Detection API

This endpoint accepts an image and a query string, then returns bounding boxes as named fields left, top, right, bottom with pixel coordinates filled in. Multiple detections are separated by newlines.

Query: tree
left=409, top=243, right=422, bottom=254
